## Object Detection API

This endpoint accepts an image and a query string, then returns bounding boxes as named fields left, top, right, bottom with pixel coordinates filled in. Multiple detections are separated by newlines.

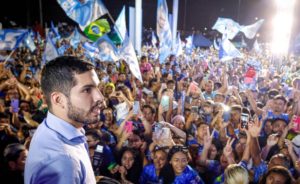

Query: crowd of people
left=0, top=26, right=300, bottom=184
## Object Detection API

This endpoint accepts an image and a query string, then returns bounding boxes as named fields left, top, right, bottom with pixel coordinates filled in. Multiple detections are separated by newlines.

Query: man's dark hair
left=0, top=112, right=10, bottom=120
left=41, top=56, right=94, bottom=110
left=142, top=105, right=156, bottom=114
left=140, top=55, right=147, bottom=61
left=167, top=80, right=175, bottom=85
left=241, top=107, right=250, bottom=115
left=259, top=166, right=294, bottom=184
left=85, top=129, right=101, bottom=141
left=3, top=143, right=26, bottom=163
left=149, top=78, right=158, bottom=88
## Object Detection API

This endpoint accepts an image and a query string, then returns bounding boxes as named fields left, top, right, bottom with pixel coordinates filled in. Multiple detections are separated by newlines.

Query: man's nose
left=94, top=88, right=104, bottom=102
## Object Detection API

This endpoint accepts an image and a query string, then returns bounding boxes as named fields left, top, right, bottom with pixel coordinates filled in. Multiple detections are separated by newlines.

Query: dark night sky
left=0, top=0, right=299, bottom=41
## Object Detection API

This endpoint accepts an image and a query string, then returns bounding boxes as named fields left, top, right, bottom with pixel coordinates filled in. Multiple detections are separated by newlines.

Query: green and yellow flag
left=83, top=18, right=111, bottom=42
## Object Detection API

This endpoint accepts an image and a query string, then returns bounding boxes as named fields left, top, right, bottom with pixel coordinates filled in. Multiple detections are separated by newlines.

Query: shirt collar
left=46, top=111, right=86, bottom=141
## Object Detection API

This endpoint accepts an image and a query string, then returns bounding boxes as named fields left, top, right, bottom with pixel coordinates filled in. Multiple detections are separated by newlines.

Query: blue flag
left=33, top=31, right=42, bottom=44
left=82, top=42, right=99, bottom=61
left=213, top=38, right=220, bottom=50
left=43, top=36, right=59, bottom=65
left=13, top=32, right=27, bottom=50
left=173, top=32, right=182, bottom=56
left=157, top=0, right=172, bottom=63
left=240, top=19, right=264, bottom=39
left=185, top=35, right=194, bottom=54
left=212, top=18, right=241, bottom=40
left=0, top=29, right=26, bottom=41
left=24, top=32, right=36, bottom=52
left=151, top=31, right=157, bottom=47
left=70, top=27, right=81, bottom=49
left=219, top=39, right=243, bottom=61
left=241, top=36, right=247, bottom=48
left=93, top=34, right=119, bottom=61
left=57, top=44, right=69, bottom=55
left=57, top=0, right=108, bottom=30
left=49, top=22, right=61, bottom=43
left=0, top=29, right=27, bottom=50
left=252, top=39, right=262, bottom=54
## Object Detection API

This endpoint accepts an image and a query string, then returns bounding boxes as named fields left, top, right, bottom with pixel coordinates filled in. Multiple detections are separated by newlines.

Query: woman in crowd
left=259, top=166, right=295, bottom=184
left=159, top=145, right=204, bottom=184
left=140, top=146, right=168, bottom=183
left=113, top=147, right=143, bottom=184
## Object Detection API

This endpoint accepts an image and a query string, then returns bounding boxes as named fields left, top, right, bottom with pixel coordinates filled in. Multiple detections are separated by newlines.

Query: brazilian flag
left=84, top=18, right=111, bottom=42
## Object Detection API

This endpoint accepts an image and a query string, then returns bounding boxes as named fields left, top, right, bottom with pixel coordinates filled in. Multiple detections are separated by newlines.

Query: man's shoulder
left=30, top=121, right=59, bottom=146
left=28, top=121, right=68, bottom=159
left=25, top=154, right=82, bottom=184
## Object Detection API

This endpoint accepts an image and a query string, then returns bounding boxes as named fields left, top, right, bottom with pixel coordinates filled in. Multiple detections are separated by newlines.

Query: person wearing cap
left=271, top=118, right=289, bottom=136
left=214, top=92, right=225, bottom=103
left=267, top=89, right=279, bottom=101
left=104, top=83, right=115, bottom=97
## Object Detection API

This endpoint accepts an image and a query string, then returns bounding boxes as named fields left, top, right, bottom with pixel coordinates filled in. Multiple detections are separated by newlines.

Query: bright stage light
left=271, top=0, right=295, bottom=56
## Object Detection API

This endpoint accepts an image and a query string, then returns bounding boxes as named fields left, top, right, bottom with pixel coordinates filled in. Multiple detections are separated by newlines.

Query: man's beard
left=67, top=99, right=100, bottom=124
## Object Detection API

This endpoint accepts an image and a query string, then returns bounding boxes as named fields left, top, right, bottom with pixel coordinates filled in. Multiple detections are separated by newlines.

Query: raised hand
left=292, top=90, right=300, bottom=102
left=267, top=134, right=279, bottom=147
left=285, top=139, right=294, bottom=155
left=5, top=77, right=17, bottom=86
left=248, top=115, right=262, bottom=138
left=223, top=137, right=235, bottom=158
left=187, top=112, right=198, bottom=123
left=119, top=130, right=132, bottom=143
left=203, top=127, right=213, bottom=149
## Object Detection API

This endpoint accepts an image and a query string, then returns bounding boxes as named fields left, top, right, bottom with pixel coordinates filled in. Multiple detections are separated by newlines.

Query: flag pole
left=3, top=49, right=15, bottom=65
left=106, top=11, right=124, bottom=42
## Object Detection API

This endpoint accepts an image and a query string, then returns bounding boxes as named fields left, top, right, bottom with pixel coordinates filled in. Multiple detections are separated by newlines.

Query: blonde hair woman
left=224, top=164, right=249, bottom=184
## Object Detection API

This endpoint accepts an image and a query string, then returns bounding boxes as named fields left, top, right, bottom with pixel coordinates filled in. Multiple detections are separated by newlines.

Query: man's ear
left=50, top=92, right=67, bottom=109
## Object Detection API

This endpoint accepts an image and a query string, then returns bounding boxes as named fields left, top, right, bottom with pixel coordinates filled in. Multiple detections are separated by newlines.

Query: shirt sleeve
left=253, top=161, right=267, bottom=183
left=188, top=172, right=204, bottom=184
left=30, top=155, right=84, bottom=184
left=139, top=167, right=148, bottom=184
left=207, top=160, right=220, bottom=171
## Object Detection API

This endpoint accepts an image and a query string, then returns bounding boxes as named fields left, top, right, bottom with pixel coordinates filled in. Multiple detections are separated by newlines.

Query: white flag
left=240, top=19, right=264, bottom=39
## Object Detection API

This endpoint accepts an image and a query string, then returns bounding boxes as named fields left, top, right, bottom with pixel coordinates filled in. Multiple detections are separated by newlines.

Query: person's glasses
left=154, top=145, right=169, bottom=152
left=170, top=145, right=189, bottom=154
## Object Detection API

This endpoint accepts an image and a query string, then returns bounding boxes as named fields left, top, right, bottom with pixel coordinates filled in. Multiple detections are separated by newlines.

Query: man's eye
left=83, top=88, right=91, bottom=93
